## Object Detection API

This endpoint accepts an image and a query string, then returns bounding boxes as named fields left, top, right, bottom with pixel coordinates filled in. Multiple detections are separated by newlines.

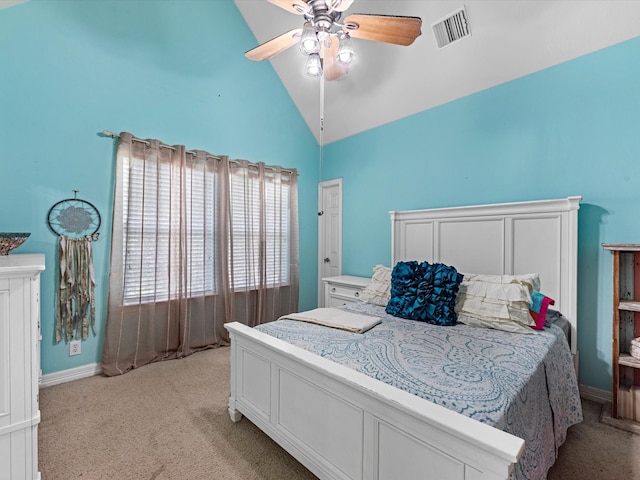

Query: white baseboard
left=39, top=363, right=102, bottom=388
left=579, top=383, right=612, bottom=404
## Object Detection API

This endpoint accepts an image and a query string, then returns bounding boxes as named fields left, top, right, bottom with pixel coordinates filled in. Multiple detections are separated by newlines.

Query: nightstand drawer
left=327, top=284, right=362, bottom=300
left=326, top=295, right=354, bottom=308
left=322, top=275, right=370, bottom=308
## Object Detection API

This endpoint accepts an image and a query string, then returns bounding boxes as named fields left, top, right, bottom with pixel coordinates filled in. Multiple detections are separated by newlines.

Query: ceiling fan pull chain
left=318, top=74, right=325, bottom=182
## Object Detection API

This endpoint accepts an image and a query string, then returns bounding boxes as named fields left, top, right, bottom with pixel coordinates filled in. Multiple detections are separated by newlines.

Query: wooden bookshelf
left=603, top=244, right=640, bottom=419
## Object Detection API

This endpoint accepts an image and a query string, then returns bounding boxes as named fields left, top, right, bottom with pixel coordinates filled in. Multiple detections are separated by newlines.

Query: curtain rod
left=101, top=130, right=219, bottom=160
left=100, top=130, right=297, bottom=175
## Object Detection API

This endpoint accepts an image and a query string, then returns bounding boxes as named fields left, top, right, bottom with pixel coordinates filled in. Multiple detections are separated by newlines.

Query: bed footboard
left=225, top=322, right=524, bottom=480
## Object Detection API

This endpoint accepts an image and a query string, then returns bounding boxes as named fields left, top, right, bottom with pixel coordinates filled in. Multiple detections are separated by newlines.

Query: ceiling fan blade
left=322, top=37, right=348, bottom=82
left=344, top=14, right=422, bottom=46
left=245, top=28, right=302, bottom=61
left=267, top=0, right=308, bottom=15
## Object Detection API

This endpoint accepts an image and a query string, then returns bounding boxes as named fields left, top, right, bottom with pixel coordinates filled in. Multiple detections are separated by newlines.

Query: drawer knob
left=331, top=287, right=336, bottom=292
left=354, top=292, right=359, bottom=297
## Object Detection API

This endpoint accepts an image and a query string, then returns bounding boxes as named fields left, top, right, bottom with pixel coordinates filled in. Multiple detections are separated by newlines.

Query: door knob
left=324, top=257, right=330, bottom=263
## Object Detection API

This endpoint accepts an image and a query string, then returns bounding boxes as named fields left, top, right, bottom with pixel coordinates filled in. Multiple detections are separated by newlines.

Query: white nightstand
left=322, top=275, right=370, bottom=307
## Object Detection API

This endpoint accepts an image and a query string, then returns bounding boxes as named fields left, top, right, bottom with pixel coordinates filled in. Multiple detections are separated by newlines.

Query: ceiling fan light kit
left=246, top=0, right=423, bottom=81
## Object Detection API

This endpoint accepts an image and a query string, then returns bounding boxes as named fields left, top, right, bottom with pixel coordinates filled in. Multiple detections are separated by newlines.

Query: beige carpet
left=39, top=347, right=638, bottom=479
left=39, top=347, right=315, bottom=480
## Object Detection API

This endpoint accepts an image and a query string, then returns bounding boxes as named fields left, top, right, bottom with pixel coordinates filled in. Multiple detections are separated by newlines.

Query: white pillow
left=360, top=265, right=392, bottom=307
left=455, top=273, right=539, bottom=333
left=457, top=313, right=534, bottom=334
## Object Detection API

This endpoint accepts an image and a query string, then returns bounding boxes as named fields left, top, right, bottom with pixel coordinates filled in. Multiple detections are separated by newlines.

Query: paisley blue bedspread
left=255, top=302, right=582, bottom=480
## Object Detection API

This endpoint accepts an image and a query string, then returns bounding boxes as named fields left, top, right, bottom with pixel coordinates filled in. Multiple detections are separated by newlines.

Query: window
left=229, top=169, right=290, bottom=290
left=121, top=155, right=217, bottom=304
left=121, top=155, right=292, bottom=304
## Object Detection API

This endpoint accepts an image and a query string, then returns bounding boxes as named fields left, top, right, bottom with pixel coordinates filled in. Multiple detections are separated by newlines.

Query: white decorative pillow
left=456, top=313, right=534, bottom=334
left=360, top=265, right=392, bottom=307
left=455, top=273, right=540, bottom=334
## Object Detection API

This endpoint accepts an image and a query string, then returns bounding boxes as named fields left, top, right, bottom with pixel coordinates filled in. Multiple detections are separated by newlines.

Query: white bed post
left=564, top=196, right=582, bottom=372
left=228, top=331, right=243, bottom=423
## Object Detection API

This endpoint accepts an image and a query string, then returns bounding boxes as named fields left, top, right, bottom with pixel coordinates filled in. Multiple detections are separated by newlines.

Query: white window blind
left=121, top=155, right=217, bottom=304
left=229, top=169, right=290, bottom=290
left=121, top=155, right=290, bottom=304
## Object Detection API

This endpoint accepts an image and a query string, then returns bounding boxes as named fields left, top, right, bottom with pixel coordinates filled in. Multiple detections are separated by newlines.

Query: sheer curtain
left=102, top=132, right=299, bottom=376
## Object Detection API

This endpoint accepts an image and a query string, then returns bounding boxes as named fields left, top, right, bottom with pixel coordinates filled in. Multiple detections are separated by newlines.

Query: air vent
left=432, top=6, right=471, bottom=48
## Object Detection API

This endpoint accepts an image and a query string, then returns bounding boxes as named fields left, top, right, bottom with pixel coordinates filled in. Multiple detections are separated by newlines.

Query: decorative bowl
left=0, top=233, right=30, bottom=255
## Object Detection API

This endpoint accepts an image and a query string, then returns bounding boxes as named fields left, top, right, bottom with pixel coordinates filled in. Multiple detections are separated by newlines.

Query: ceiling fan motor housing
left=306, top=0, right=342, bottom=33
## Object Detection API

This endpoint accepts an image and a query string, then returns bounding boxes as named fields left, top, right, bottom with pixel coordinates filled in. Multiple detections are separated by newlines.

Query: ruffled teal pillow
left=386, top=261, right=463, bottom=326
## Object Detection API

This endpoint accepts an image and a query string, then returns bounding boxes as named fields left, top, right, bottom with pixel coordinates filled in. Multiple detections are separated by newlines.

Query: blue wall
left=323, top=37, right=640, bottom=391
left=0, top=0, right=319, bottom=375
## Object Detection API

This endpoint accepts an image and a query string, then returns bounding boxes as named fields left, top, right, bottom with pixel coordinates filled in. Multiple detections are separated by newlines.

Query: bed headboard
left=390, top=196, right=581, bottom=355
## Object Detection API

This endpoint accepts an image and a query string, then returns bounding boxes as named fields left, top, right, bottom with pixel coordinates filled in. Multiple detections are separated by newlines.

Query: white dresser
left=0, top=254, right=45, bottom=480
left=322, top=275, right=370, bottom=307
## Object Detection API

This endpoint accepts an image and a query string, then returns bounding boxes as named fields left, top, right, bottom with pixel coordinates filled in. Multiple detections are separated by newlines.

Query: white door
left=318, top=178, right=342, bottom=306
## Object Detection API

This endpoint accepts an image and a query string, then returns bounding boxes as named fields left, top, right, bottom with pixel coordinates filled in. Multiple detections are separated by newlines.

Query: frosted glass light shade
left=299, top=22, right=320, bottom=55
left=304, top=53, right=323, bottom=77
left=336, top=33, right=354, bottom=65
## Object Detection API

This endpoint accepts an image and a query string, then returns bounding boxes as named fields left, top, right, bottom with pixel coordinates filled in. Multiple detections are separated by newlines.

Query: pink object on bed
left=530, top=291, right=555, bottom=330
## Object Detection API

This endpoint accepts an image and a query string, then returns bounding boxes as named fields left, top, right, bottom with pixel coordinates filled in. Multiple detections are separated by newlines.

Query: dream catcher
left=47, top=191, right=100, bottom=342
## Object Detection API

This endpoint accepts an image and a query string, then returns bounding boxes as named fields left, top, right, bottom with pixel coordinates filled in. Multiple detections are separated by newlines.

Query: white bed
left=224, top=196, right=582, bottom=480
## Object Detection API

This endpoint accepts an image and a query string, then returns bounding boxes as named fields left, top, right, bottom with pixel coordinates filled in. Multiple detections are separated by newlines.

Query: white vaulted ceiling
left=234, top=0, right=640, bottom=144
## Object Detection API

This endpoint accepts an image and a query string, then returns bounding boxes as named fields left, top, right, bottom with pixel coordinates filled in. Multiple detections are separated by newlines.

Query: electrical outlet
left=69, top=340, right=81, bottom=356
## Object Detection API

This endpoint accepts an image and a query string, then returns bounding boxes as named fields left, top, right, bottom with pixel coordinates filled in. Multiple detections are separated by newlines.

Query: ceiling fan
left=245, top=0, right=422, bottom=81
